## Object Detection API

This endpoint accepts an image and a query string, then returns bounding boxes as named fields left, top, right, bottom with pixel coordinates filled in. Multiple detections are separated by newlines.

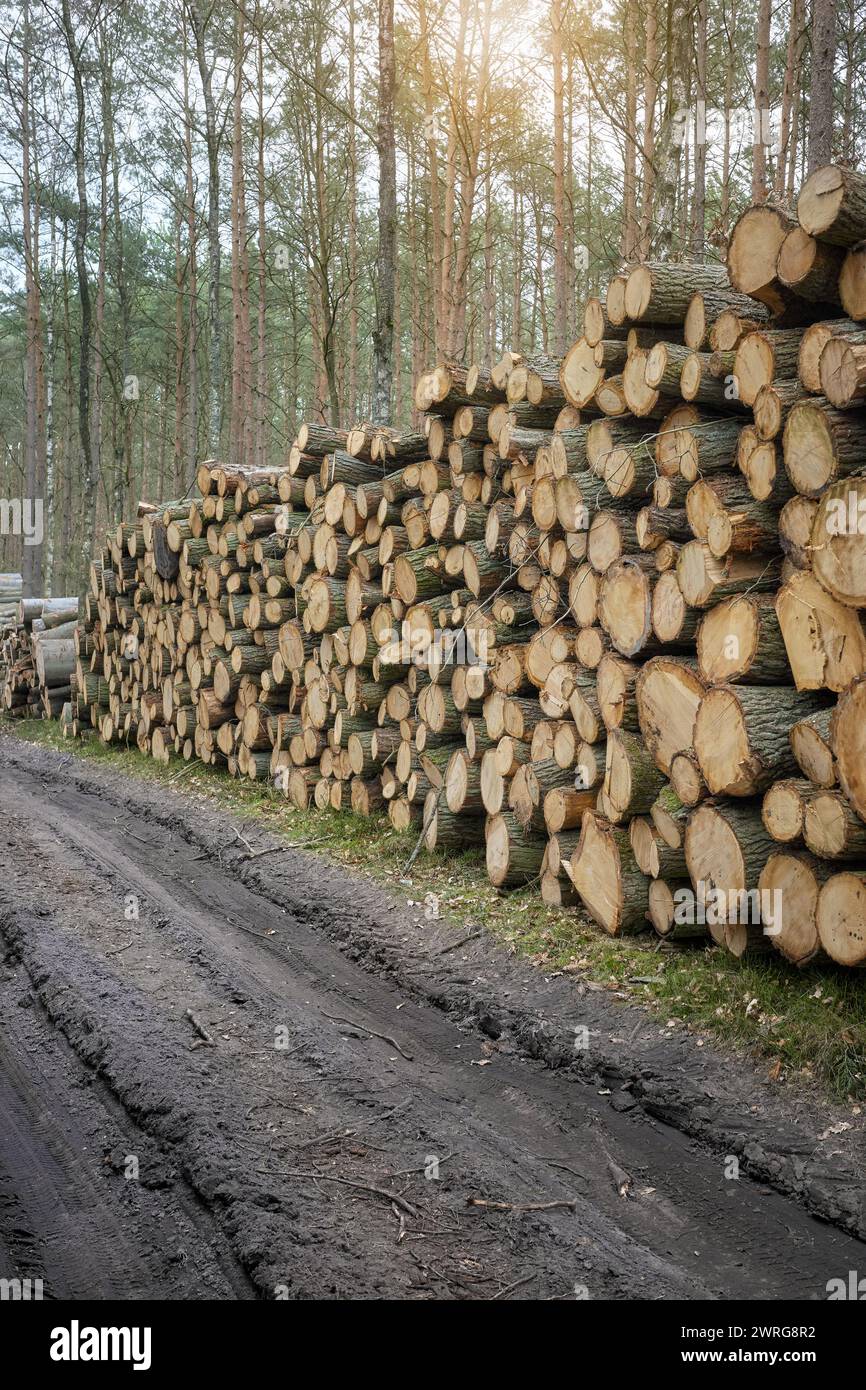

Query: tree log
left=624, top=261, right=729, bottom=322
left=635, top=657, right=706, bottom=776
left=685, top=801, right=779, bottom=953
left=694, top=684, right=828, bottom=795
left=696, top=593, right=790, bottom=684
left=816, top=872, right=866, bottom=966
left=485, top=812, right=545, bottom=888
left=758, top=852, right=831, bottom=966
left=797, top=165, right=866, bottom=247
left=831, top=677, right=866, bottom=817
left=567, top=811, right=649, bottom=935
left=603, top=728, right=666, bottom=822
left=775, top=571, right=866, bottom=691
left=811, top=477, right=866, bottom=605
left=777, top=226, right=844, bottom=303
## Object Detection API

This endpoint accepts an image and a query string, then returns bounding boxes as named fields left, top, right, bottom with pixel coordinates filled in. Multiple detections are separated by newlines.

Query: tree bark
left=60, top=0, right=96, bottom=580
left=187, top=0, right=223, bottom=454
left=808, top=0, right=838, bottom=172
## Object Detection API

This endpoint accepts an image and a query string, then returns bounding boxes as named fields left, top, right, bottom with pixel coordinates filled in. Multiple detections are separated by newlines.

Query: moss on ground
left=5, top=716, right=865, bottom=1106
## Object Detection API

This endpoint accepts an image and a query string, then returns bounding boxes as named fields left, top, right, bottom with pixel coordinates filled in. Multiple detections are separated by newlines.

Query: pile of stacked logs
left=0, top=572, right=22, bottom=624
left=53, top=163, right=866, bottom=971
left=1, top=594, right=79, bottom=717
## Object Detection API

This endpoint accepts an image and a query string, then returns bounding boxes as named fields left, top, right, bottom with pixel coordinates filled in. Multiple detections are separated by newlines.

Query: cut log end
left=817, top=872, right=866, bottom=966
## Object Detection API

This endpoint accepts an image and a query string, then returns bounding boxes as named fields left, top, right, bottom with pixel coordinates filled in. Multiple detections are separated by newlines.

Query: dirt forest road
left=0, top=733, right=864, bottom=1301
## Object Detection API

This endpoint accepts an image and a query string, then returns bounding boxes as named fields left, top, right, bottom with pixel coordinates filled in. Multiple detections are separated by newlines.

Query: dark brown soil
left=0, top=733, right=863, bottom=1300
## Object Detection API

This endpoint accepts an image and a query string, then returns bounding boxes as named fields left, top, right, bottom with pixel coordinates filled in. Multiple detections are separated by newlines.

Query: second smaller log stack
left=1, top=594, right=80, bottom=719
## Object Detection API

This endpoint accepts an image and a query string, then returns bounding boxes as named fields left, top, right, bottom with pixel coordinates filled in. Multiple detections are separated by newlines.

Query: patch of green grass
left=6, top=716, right=865, bottom=1105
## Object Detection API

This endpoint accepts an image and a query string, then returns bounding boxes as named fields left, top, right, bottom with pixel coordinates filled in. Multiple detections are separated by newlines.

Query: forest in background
left=0, top=0, right=861, bottom=593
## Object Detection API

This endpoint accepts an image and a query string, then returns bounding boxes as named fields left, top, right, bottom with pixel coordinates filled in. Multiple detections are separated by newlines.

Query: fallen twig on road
left=321, top=1008, right=414, bottom=1062
left=261, top=1168, right=419, bottom=1219
left=184, top=1007, right=216, bottom=1047
left=467, top=1197, right=577, bottom=1214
